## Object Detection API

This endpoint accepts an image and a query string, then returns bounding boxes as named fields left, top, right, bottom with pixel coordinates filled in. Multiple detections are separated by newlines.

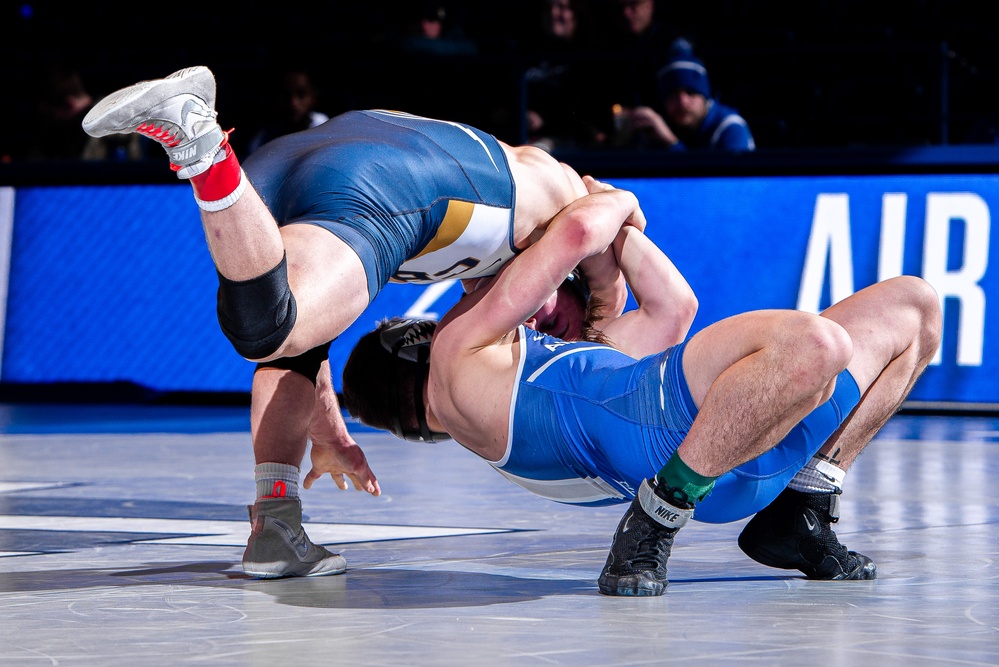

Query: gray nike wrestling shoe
left=597, top=478, right=694, bottom=596
left=82, top=66, right=225, bottom=178
left=242, top=496, right=347, bottom=579
left=738, top=488, right=876, bottom=580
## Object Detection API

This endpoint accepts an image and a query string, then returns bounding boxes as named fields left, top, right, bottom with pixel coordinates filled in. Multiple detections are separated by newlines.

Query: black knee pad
left=216, top=253, right=297, bottom=360
left=255, top=341, right=332, bottom=385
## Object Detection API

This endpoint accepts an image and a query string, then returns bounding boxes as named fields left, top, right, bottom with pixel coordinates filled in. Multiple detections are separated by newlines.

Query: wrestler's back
left=243, top=110, right=514, bottom=227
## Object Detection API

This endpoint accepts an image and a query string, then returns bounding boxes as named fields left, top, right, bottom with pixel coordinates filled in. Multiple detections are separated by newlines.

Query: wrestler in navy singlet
left=242, top=110, right=518, bottom=300
left=486, top=326, right=861, bottom=523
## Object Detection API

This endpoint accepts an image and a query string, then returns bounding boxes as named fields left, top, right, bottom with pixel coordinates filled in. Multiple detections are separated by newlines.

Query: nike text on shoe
left=597, top=478, right=694, bottom=596
left=81, top=66, right=225, bottom=178
left=242, top=497, right=347, bottom=578
left=737, top=488, right=877, bottom=580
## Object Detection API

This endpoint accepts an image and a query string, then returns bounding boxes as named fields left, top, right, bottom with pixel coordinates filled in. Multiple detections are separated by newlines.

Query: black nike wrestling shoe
left=738, top=488, right=876, bottom=580
left=597, top=478, right=695, bottom=596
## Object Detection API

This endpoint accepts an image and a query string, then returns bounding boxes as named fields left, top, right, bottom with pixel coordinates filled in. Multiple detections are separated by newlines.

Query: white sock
left=254, top=462, right=300, bottom=499
left=788, top=456, right=845, bottom=494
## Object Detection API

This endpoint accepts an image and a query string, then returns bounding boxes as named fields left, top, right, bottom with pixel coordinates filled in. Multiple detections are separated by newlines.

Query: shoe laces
left=629, top=525, right=674, bottom=569
left=136, top=122, right=181, bottom=147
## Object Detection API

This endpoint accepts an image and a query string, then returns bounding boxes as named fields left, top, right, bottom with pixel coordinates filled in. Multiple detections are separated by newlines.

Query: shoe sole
left=243, top=558, right=347, bottom=579
left=597, top=573, right=667, bottom=596
left=739, top=533, right=878, bottom=580
left=82, top=66, right=215, bottom=137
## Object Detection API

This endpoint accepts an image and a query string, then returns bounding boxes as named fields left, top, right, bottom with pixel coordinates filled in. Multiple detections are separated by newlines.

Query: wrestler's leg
left=271, top=224, right=371, bottom=357
left=599, top=309, right=852, bottom=596
left=85, top=68, right=374, bottom=578
left=82, top=66, right=369, bottom=361
left=676, top=309, right=852, bottom=477
left=816, top=275, right=941, bottom=469
left=247, top=227, right=370, bottom=469
left=738, top=276, right=941, bottom=580
left=238, top=223, right=372, bottom=578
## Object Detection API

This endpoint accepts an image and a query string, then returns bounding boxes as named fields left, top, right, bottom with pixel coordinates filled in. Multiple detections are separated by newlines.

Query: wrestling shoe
left=737, top=488, right=876, bottom=580
left=242, top=496, right=346, bottom=579
left=597, top=478, right=694, bottom=596
left=82, top=66, right=225, bottom=178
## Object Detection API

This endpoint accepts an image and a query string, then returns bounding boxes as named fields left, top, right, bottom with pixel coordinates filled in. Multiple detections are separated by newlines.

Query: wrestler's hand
left=304, top=434, right=381, bottom=496
left=582, top=175, right=647, bottom=232
left=302, top=362, right=381, bottom=496
left=583, top=174, right=613, bottom=193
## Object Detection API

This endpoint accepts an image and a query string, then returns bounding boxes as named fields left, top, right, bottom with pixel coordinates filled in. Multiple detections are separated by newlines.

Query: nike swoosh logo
left=277, top=520, right=311, bottom=559
left=291, top=531, right=311, bottom=559
left=804, top=515, right=817, bottom=531
left=452, top=124, right=500, bottom=171
left=180, top=99, right=199, bottom=126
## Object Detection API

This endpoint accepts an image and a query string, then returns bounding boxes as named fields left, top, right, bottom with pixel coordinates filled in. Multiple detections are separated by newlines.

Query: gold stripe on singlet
left=412, top=200, right=474, bottom=259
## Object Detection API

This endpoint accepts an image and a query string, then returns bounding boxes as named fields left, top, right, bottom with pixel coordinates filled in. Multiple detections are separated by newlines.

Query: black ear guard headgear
left=378, top=317, right=451, bottom=443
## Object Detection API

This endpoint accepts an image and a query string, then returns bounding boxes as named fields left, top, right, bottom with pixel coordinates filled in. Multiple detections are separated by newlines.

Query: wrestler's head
left=526, top=268, right=609, bottom=343
left=341, top=317, right=450, bottom=443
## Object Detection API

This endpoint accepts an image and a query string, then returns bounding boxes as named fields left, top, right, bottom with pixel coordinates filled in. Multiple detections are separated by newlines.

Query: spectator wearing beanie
left=618, top=53, right=756, bottom=152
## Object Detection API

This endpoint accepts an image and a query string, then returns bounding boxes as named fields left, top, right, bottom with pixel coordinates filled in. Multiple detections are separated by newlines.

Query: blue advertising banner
left=612, top=174, right=995, bottom=404
left=0, top=173, right=994, bottom=405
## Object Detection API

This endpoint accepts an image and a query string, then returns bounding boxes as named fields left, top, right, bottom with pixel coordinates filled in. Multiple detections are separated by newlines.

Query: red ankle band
left=191, top=137, right=241, bottom=202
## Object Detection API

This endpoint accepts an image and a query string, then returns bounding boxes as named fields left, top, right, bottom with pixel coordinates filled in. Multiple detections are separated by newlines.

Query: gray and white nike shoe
left=242, top=496, right=347, bottom=579
left=82, top=66, right=225, bottom=178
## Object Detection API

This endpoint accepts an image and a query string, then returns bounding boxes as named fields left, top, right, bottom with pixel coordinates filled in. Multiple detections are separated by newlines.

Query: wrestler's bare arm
left=303, top=360, right=380, bottom=496
left=599, top=226, right=698, bottom=358
left=438, top=188, right=644, bottom=356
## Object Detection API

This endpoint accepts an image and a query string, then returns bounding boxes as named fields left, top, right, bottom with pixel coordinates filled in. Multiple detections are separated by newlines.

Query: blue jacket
left=674, top=100, right=755, bottom=152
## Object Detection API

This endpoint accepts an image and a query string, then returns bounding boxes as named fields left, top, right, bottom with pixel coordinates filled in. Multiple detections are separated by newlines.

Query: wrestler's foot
left=82, top=66, right=225, bottom=178
left=597, top=478, right=694, bottom=596
left=242, top=496, right=346, bottom=579
left=738, top=488, right=876, bottom=580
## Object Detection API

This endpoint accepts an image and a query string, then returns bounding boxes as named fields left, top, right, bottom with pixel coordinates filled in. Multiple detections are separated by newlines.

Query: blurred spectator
left=613, top=52, right=756, bottom=151
left=384, top=2, right=483, bottom=124
left=594, top=0, right=694, bottom=108
left=520, top=0, right=607, bottom=151
left=246, top=67, right=332, bottom=156
left=398, top=2, right=479, bottom=58
left=13, top=63, right=144, bottom=162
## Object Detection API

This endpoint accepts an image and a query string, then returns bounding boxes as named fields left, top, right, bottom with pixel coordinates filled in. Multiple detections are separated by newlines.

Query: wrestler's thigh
left=680, top=309, right=813, bottom=408
left=279, top=223, right=371, bottom=352
left=819, top=278, right=921, bottom=393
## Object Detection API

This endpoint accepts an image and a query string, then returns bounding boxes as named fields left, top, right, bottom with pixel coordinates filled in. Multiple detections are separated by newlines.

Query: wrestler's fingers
left=331, top=473, right=349, bottom=491
left=583, top=175, right=615, bottom=193
left=627, top=207, right=648, bottom=232
left=349, top=474, right=381, bottom=497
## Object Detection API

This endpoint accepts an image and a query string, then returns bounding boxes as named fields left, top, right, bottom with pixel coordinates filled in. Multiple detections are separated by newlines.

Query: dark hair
left=341, top=318, right=449, bottom=442
left=564, top=268, right=613, bottom=346
left=341, top=324, right=421, bottom=436
left=581, top=293, right=612, bottom=345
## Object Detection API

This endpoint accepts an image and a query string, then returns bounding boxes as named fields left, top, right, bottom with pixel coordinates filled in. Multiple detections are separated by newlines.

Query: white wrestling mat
left=0, top=404, right=997, bottom=665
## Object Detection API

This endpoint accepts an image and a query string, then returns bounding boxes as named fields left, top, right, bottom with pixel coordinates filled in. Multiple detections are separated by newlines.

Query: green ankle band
left=656, top=454, right=717, bottom=503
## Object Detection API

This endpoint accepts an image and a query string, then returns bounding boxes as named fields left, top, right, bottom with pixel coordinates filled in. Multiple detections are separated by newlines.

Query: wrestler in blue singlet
left=243, top=110, right=518, bottom=300
left=487, top=326, right=861, bottom=524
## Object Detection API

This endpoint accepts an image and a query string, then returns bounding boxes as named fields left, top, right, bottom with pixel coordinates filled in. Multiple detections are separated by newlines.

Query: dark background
left=2, top=0, right=998, bottom=158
